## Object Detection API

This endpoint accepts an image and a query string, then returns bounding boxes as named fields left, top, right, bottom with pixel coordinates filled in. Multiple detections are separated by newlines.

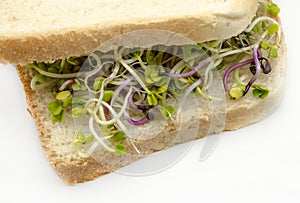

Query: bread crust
left=0, top=0, right=257, bottom=65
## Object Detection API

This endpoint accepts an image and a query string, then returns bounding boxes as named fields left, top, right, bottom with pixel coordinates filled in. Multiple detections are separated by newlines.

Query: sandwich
left=0, top=0, right=286, bottom=184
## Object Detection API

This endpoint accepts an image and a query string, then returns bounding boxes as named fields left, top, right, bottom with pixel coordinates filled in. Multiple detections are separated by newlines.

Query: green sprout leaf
left=159, top=106, right=175, bottom=119
left=63, top=95, right=72, bottom=108
left=77, top=132, right=86, bottom=143
left=268, top=23, right=279, bottom=35
left=72, top=106, right=86, bottom=118
left=25, top=63, right=38, bottom=70
left=269, top=46, right=278, bottom=58
left=48, top=63, right=63, bottom=74
left=72, top=79, right=87, bottom=91
left=76, top=132, right=94, bottom=144
left=229, top=86, right=245, bottom=100
left=146, top=50, right=155, bottom=64
left=85, top=135, right=94, bottom=145
left=50, top=110, right=65, bottom=122
left=56, top=90, right=71, bottom=101
left=67, top=57, right=80, bottom=66
left=157, top=86, right=167, bottom=94
left=252, top=84, right=269, bottom=99
left=93, top=77, right=104, bottom=91
left=266, top=2, right=281, bottom=16
left=103, top=90, right=114, bottom=102
left=252, top=25, right=260, bottom=33
left=38, top=62, right=47, bottom=70
left=72, top=97, right=87, bottom=106
left=145, top=67, right=162, bottom=84
left=110, top=131, right=126, bottom=142
left=48, top=100, right=63, bottom=115
left=114, top=143, right=127, bottom=156
left=57, top=79, right=66, bottom=86
left=260, top=40, right=272, bottom=50
left=73, top=132, right=93, bottom=158
left=147, top=92, right=158, bottom=106
left=51, top=85, right=59, bottom=96
left=34, top=74, right=47, bottom=84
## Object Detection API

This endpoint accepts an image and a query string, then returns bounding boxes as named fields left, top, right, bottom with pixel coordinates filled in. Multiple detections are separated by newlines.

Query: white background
left=0, top=1, right=299, bottom=202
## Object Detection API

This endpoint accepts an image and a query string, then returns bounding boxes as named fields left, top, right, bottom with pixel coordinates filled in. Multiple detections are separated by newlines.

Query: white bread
left=0, top=0, right=257, bottom=65
left=1, top=0, right=286, bottom=184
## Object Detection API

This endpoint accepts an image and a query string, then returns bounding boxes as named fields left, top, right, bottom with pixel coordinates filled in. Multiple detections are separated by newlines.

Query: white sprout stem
left=129, top=138, right=141, bottom=154
left=30, top=77, right=58, bottom=91
left=204, top=58, right=223, bottom=87
left=119, top=59, right=151, bottom=94
left=34, top=68, right=80, bottom=79
left=30, top=77, right=39, bottom=90
left=203, top=61, right=215, bottom=85
left=89, top=117, right=115, bottom=152
left=88, top=52, right=102, bottom=68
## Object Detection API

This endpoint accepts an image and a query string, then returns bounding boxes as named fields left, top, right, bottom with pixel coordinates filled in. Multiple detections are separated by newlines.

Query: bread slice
left=0, top=0, right=257, bottom=65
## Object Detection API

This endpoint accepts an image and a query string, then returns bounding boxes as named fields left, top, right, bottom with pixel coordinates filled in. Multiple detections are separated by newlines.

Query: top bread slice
left=0, top=0, right=257, bottom=65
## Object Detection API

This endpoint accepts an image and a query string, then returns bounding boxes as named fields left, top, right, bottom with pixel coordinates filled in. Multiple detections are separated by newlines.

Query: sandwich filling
left=25, top=0, right=281, bottom=157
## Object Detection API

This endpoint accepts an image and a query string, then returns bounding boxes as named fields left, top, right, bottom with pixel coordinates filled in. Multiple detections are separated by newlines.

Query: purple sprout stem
left=223, top=59, right=254, bottom=92
left=124, top=112, right=149, bottom=126
left=58, top=79, right=75, bottom=91
left=128, top=88, right=147, bottom=110
left=244, top=46, right=261, bottom=94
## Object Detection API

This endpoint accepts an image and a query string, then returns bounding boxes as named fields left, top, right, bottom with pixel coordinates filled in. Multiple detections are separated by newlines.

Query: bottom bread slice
left=16, top=39, right=286, bottom=184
